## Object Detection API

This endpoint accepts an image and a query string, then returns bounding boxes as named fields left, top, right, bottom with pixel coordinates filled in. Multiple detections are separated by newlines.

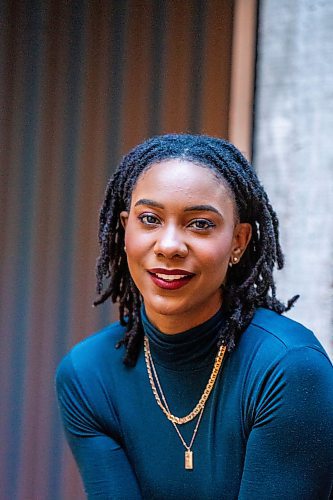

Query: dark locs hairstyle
left=94, top=134, right=298, bottom=366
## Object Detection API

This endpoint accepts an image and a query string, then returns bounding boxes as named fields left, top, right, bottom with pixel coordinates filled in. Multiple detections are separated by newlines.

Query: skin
left=120, top=159, right=251, bottom=334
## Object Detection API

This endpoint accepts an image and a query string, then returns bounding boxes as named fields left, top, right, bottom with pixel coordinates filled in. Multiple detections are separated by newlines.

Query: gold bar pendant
left=185, top=450, right=193, bottom=470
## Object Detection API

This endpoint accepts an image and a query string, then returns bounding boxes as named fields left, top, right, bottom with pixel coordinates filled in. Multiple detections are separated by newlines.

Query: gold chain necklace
left=144, top=336, right=226, bottom=424
left=147, top=346, right=204, bottom=469
left=144, top=336, right=226, bottom=469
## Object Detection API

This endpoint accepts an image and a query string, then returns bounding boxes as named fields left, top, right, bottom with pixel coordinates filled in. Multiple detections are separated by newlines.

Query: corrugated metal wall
left=0, top=1, right=256, bottom=498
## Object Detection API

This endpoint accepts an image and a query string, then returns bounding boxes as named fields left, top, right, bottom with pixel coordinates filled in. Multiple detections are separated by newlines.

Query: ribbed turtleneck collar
left=141, top=306, right=225, bottom=370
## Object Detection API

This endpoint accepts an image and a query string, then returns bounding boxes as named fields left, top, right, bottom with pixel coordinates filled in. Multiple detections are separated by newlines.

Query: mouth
left=147, top=268, right=195, bottom=290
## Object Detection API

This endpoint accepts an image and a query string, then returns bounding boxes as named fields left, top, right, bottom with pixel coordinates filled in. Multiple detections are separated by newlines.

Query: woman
left=56, top=134, right=333, bottom=499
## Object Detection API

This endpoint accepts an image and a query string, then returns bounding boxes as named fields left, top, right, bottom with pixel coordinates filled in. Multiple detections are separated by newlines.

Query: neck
left=140, top=304, right=225, bottom=369
left=144, top=300, right=222, bottom=335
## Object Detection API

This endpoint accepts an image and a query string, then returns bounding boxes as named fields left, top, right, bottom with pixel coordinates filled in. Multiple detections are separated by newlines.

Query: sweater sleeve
left=55, top=352, right=142, bottom=500
left=239, top=346, right=333, bottom=499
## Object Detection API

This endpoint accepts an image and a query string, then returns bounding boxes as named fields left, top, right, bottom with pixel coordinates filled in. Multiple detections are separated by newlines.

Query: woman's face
left=121, top=159, right=251, bottom=333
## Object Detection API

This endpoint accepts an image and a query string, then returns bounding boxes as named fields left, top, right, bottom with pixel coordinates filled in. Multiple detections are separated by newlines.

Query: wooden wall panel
left=0, top=1, right=257, bottom=498
left=159, top=1, right=195, bottom=133
left=120, top=0, right=154, bottom=152
left=1, top=1, right=45, bottom=497
left=201, top=0, right=233, bottom=137
left=229, top=0, right=258, bottom=158
left=16, top=4, right=72, bottom=498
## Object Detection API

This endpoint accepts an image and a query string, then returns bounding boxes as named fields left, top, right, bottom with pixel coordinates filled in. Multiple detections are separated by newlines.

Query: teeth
left=155, top=273, right=188, bottom=281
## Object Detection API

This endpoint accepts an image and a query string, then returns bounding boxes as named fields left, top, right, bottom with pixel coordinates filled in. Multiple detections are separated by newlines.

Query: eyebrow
left=134, top=199, right=164, bottom=209
left=184, top=204, right=222, bottom=216
left=134, top=199, right=222, bottom=217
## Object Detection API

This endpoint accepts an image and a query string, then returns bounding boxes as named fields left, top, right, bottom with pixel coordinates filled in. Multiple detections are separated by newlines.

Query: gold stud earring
left=229, top=256, right=238, bottom=267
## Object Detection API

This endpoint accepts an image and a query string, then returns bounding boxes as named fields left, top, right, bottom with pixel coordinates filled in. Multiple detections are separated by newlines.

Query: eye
left=188, top=219, right=215, bottom=230
left=138, top=213, right=161, bottom=225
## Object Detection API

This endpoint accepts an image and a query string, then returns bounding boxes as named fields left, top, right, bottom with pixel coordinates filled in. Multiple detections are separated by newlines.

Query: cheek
left=196, top=239, right=233, bottom=288
left=124, top=220, right=152, bottom=262
left=125, top=232, right=146, bottom=257
left=198, top=234, right=233, bottom=266
left=124, top=218, right=138, bottom=248
left=205, top=253, right=230, bottom=278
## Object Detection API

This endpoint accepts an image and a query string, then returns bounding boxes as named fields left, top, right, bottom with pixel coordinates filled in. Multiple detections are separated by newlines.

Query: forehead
left=130, top=159, right=236, bottom=211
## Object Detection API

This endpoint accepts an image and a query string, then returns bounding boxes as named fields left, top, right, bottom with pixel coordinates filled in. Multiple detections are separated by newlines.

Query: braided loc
left=94, top=134, right=298, bottom=366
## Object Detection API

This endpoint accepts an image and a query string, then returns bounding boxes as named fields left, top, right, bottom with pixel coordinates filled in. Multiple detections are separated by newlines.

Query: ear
left=231, top=223, right=252, bottom=261
left=120, top=210, right=129, bottom=230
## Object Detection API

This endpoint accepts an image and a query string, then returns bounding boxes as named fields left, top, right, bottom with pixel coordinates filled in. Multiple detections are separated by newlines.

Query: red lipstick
left=148, top=268, right=194, bottom=275
left=147, top=268, right=195, bottom=290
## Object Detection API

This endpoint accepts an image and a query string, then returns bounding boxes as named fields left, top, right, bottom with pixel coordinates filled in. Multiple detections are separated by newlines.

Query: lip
left=147, top=268, right=195, bottom=290
left=148, top=268, right=194, bottom=276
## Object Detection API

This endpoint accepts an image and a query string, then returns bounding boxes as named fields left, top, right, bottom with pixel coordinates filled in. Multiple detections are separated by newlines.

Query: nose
left=154, top=225, right=188, bottom=259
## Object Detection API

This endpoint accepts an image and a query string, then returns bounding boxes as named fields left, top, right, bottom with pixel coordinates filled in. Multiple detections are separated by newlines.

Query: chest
left=117, top=360, right=247, bottom=499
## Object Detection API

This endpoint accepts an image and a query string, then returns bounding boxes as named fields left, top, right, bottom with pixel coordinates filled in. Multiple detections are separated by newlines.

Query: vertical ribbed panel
left=0, top=1, right=256, bottom=497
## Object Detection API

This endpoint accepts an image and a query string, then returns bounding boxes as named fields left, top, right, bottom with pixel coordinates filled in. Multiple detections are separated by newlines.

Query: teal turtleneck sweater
left=56, top=308, right=333, bottom=499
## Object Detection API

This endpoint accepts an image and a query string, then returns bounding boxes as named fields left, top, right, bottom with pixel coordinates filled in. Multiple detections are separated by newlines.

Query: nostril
left=153, top=239, right=188, bottom=258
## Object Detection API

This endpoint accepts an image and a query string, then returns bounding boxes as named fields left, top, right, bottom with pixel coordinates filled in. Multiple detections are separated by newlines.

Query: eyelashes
left=189, top=219, right=215, bottom=230
left=138, top=214, right=160, bottom=225
left=138, top=213, right=216, bottom=231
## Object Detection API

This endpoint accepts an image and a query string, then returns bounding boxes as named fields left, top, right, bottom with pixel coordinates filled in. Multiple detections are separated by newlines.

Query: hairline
left=126, top=155, right=240, bottom=221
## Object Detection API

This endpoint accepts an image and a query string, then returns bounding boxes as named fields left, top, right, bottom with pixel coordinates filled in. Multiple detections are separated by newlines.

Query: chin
left=144, top=295, right=192, bottom=317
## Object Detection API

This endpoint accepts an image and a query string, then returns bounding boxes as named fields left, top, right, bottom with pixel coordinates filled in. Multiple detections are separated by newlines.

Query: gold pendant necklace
left=144, top=336, right=226, bottom=470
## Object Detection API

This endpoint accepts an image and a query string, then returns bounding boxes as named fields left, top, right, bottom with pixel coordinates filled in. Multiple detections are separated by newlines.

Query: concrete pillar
left=254, top=0, right=333, bottom=357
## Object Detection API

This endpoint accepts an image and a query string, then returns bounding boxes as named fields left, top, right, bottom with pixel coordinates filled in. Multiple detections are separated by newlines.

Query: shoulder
left=234, top=309, right=333, bottom=430
left=234, top=308, right=332, bottom=391
left=55, top=321, right=129, bottom=435
left=55, top=320, right=129, bottom=390
left=242, top=307, right=331, bottom=361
